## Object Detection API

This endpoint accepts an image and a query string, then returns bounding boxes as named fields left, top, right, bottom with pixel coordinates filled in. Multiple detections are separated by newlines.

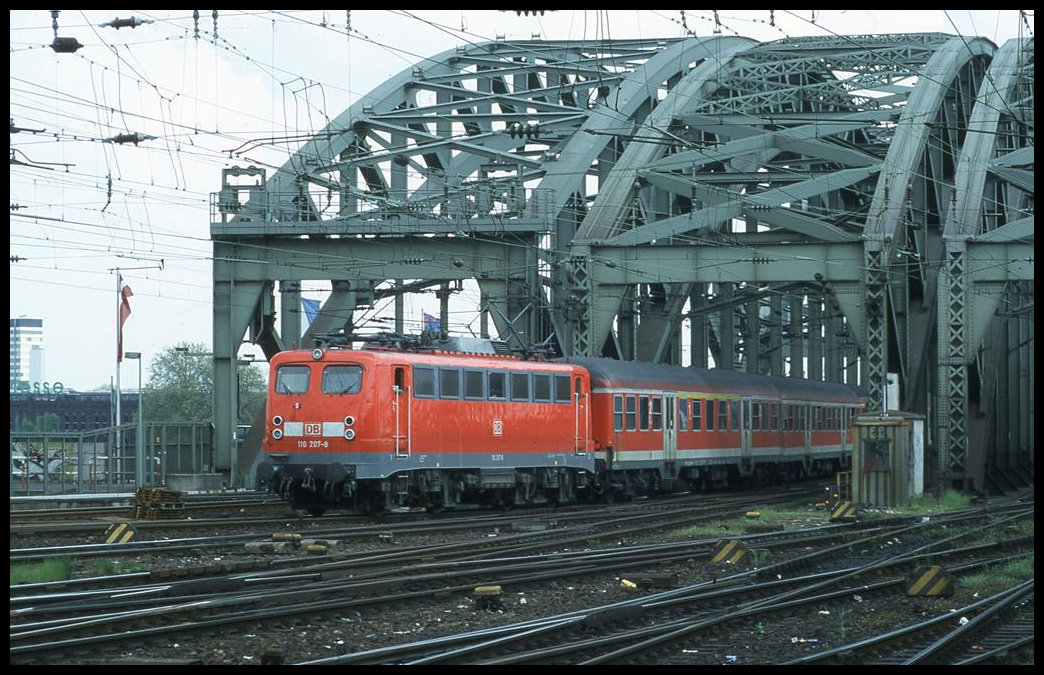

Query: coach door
left=574, top=376, right=589, bottom=455
left=664, top=394, right=677, bottom=464
left=741, top=398, right=752, bottom=464
left=393, top=366, right=410, bottom=457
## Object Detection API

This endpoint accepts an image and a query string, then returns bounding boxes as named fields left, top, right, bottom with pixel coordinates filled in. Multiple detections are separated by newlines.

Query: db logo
left=304, top=423, right=322, bottom=436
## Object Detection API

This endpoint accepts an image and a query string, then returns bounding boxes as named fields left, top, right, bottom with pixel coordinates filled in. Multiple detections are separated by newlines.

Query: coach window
left=730, top=400, right=740, bottom=431
left=751, top=402, right=761, bottom=431
left=718, top=399, right=728, bottom=432
left=511, top=372, right=530, bottom=402
left=464, top=369, right=485, bottom=400
left=613, top=395, right=624, bottom=432
left=651, top=397, right=663, bottom=431
left=533, top=373, right=552, bottom=402
left=770, top=403, right=778, bottom=431
left=488, top=371, right=507, bottom=400
left=414, top=367, right=436, bottom=398
left=639, top=396, right=650, bottom=431
left=275, top=365, right=310, bottom=395
left=705, top=399, right=714, bottom=431
left=692, top=399, right=702, bottom=431
left=322, top=365, right=363, bottom=395
left=625, top=395, right=637, bottom=431
left=554, top=375, right=571, bottom=403
left=679, top=398, right=689, bottom=432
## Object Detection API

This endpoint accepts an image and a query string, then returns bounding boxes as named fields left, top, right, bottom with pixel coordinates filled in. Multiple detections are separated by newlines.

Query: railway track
left=10, top=497, right=1034, bottom=664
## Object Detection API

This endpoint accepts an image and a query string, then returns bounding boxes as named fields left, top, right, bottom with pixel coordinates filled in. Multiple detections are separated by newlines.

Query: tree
left=18, top=413, right=61, bottom=433
left=144, top=342, right=267, bottom=424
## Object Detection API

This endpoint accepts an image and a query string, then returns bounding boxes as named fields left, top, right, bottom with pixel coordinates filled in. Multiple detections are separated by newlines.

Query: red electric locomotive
left=259, top=335, right=866, bottom=513
left=259, top=336, right=595, bottom=514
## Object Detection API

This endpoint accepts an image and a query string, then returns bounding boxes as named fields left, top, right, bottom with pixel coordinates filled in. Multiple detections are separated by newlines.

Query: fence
left=10, top=422, right=213, bottom=496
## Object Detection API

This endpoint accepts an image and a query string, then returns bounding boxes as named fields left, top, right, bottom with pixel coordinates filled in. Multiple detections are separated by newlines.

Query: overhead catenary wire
left=10, top=9, right=1035, bottom=375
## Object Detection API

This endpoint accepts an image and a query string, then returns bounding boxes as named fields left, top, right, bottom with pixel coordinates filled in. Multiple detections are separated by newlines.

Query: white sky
left=9, top=10, right=1034, bottom=391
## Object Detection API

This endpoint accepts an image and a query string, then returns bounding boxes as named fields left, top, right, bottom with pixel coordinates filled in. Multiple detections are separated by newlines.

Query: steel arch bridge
left=211, top=33, right=1034, bottom=493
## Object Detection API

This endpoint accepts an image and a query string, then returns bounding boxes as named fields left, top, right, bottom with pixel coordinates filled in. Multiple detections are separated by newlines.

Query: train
left=257, top=335, right=867, bottom=514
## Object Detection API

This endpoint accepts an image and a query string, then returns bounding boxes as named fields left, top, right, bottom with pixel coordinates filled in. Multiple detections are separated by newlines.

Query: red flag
left=118, top=275, right=133, bottom=362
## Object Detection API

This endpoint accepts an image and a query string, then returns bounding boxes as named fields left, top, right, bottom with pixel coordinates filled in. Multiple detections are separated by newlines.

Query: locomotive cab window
left=414, top=367, right=436, bottom=398
left=510, top=373, right=530, bottom=402
left=275, top=365, right=310, bottom=395
left=488, top=371, right=507, bottom=400
left=554, top=375, right=571, bottom=403
left=322, top=365, right=363, bottom=395
left=464, top=370, right=485, bottom=400
left=533, top=374, right=552, bottom=402
left=439, top=368, right=461, bottom=399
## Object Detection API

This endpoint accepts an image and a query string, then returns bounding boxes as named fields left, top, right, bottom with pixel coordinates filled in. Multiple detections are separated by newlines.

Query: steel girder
left=937, top=38, right=1035, bottom=492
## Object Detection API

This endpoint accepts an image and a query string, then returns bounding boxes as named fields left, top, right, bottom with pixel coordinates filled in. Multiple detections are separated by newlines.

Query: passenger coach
left=564, top=357, right=865, bottom=495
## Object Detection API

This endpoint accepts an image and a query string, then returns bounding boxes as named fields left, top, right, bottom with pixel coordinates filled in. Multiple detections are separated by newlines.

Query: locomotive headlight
left=312, top=348, right=324, bottom=360
left=344, top=428, right=356, bottom=441
left=272, top=428, right=283, bottom=440
left=344, top=415, right=355, bottom=427
left=272, top=415, right=283, bottom=427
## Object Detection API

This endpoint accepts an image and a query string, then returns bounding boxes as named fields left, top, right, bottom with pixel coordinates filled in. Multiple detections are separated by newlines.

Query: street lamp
left=125, top=352, right=145, bottom=487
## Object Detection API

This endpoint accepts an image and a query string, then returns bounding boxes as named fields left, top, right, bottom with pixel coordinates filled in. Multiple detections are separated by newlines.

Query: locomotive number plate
left=492, top=419, right=503, bottom=436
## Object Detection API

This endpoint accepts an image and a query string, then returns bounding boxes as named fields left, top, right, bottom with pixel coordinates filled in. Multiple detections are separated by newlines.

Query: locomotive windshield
left=275, top=365, right=310, bottom=394
left=322, top=365, right=363, bottom=395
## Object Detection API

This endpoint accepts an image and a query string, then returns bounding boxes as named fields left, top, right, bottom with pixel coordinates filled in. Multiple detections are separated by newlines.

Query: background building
left=10, top=390, right=138, bottom=433
left=10, top=317, right=45, bottom=384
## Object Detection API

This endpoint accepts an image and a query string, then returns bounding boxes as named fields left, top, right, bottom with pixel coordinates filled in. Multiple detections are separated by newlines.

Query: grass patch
left=892, top=489, right=972, bottom=515
left=669, top=505, right=821, bottom=539
left=11, top=558, right=73, bottom=585
left=962, top=555, right=1034, bottom=593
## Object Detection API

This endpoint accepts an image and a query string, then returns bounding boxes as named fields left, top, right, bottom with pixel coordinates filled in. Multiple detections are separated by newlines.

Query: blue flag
left=422, top=312, right=441, bottom=332
left=301, top=298, right=320, bottom=326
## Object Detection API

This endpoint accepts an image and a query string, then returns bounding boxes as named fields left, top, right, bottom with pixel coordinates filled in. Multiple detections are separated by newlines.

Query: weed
left=11, top=558, right=72, bottom=585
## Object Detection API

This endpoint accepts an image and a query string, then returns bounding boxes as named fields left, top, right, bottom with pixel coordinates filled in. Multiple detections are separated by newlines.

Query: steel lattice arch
left=210, top=33, right=1034, bottom=494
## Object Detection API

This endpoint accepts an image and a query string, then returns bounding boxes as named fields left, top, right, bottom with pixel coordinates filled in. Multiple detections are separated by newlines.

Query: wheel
left=306, top=507, right=326, bottom=517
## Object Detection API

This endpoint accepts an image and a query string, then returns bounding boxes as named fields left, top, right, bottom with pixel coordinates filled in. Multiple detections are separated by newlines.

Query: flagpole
left=115, top=269, right=122, bottom=488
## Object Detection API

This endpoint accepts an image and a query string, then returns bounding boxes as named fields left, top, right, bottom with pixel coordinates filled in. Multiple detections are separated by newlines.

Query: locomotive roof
left=560, top=356, right=865, bottom=403
left=277, top=347, right=580, bottom=372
